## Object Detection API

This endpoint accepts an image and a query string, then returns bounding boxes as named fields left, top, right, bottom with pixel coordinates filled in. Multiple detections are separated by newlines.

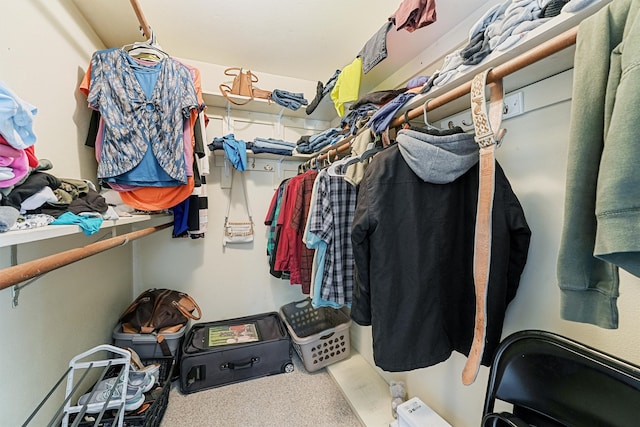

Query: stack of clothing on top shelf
left=251, top=138, right=296, bottom=156
left=293, top=127, right=346, bottom=155
left=2, top=169, right=111, bottom=235
left=427, top=0, right=599, bottom=90
left=0, top=81, right=111, bottom=234
left=340, top=87, right=407, bottom=136
left=366, top=78, right=427, bottom=136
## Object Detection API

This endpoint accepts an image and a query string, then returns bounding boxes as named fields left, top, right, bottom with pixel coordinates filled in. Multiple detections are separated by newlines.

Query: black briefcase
left=179, top=312, right=294, bottom=394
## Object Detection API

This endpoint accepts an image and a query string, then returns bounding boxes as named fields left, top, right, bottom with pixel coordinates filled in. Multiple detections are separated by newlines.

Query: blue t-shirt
left=105, top=54, right=182, bottom=187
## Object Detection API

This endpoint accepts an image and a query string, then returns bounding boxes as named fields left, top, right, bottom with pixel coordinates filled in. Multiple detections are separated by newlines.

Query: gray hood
left=397, top=129, right=479, bottom=184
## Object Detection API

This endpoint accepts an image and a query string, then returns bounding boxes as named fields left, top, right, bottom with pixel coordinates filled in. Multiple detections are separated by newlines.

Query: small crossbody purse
left=223, top=170, right=254, bottom=246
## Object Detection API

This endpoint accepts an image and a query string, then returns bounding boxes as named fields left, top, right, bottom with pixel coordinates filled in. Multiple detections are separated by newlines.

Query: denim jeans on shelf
left=308, top=128, right=341, bottom=151
left=271, top=89, right=308, bottom=111
left=251, top=146, right=293, bottom=156
left=253, top=137, right=296, bottom=149
left=252, top=138, right=294, bottom=155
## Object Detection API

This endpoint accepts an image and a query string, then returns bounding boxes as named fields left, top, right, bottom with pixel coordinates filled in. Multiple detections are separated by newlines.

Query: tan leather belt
left=462, top=68, right=506, bottom=386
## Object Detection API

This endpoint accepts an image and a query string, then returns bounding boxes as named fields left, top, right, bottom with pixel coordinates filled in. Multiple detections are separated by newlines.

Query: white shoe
left=95, top=370, right=155, bottom=394
left=77, top=383, right=144, bottom=413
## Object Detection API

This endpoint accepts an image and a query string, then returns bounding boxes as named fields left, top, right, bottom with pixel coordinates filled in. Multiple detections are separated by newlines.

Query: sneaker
left=77, top=384, right=145, bottom=413
left=135, top=363, right=161, bottom=383
left=96, top=370, right=155, bottom=394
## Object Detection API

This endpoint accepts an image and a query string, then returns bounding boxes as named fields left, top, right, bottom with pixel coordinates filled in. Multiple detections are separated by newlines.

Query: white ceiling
left=69, top=0, right=496, bottom=86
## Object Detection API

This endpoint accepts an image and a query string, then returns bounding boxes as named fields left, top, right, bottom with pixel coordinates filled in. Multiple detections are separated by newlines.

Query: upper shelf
left=201, top=90, right=337, bottom=122
left=0, top=214, right=172, bottom=248
left=396, top=0, right=611, bottom=123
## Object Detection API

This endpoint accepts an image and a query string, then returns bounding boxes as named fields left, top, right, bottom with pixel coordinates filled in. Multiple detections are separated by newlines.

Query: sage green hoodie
left=557, top=0, right=640, bottom=328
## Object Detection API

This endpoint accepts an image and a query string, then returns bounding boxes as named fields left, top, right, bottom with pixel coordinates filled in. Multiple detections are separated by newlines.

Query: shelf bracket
left=276, top=108, right=285, bottom=139
left=9, top=230, right=123, bottom=308
left=11, top=286, right=20, bottom=308
left=224, top=102, right=234, bottom=134
left=10, top=245, right=21, bottom=308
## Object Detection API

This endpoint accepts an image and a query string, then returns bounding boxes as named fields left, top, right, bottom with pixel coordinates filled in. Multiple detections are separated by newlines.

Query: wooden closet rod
left=130, top=0, right=152, bottom=39
left=389, top=25, right=578, bottom=128
left=308, top=136, right=354, bottom=166
left=0, top=222, right=171, bottom=291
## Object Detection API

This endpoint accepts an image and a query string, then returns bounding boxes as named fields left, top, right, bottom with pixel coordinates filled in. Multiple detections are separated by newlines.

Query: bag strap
left=247, top=70, right=259, bottom=83
left=219, top=83, right=254, bottom=106
left=224, top=67, right=242, bottom=77
left=173, top=294, right=202, bottom=321
left=461, top=68, right=506, bottom=386
left=225, top=169, right=253, bottom=225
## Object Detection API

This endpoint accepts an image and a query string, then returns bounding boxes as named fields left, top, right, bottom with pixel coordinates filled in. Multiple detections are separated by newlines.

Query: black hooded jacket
left=351, top=129, right=531, bottom=371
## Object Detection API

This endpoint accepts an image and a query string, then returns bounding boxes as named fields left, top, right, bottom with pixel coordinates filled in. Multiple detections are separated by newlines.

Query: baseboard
left=326, top=351, right=395, bottom=427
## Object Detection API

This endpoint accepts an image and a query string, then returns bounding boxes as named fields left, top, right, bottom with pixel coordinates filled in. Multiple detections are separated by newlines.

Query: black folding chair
left=482, top=330, right=640, bottom=427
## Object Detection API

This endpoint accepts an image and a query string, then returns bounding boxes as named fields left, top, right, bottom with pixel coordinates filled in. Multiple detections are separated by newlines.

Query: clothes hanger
left=322, top=151, right=333, bottom=169
left=422, top=98, right=440, bottom=131
left=358, top=132, right=384, bottom=162
left=326, top=146, right=361, bottom=177
left=405, top=98, right=466, bottom=136
left=123, top=30, right=169, bottom=61
left=403, top=98, right=441, bottom=132
left=325, top=137, right=361, bottom=176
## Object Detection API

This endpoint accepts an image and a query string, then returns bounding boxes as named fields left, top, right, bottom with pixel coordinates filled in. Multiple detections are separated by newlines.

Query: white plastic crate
left=279, top=298, right=351, bottom=372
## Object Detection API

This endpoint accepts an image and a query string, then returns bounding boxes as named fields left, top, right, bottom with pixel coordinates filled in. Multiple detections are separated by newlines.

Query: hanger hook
left=402, top=110, right=411, bottom=129
left=423, top=98, right=437, bottom=130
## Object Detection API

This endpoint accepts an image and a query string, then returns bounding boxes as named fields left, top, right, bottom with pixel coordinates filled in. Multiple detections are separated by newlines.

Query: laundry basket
left=279, top=298, right=351, bottom=372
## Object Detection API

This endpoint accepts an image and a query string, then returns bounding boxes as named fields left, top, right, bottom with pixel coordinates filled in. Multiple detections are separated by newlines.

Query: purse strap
left=220, top=83, right=254, bottom=105
left=461, top=68, right=506, bottom=386
left=225, top=169, right=253, bottom=224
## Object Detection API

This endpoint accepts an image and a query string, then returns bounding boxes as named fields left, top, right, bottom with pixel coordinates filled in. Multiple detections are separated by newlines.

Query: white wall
left=0, top=2, right=139, bottom=425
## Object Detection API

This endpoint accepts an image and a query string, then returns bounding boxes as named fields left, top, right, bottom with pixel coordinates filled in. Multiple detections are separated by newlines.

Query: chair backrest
left=482, top=330, right=640, bottom=427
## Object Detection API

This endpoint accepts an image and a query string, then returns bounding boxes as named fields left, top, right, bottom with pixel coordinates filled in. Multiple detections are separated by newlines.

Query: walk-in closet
left=3, top=1, right=640, bottom=426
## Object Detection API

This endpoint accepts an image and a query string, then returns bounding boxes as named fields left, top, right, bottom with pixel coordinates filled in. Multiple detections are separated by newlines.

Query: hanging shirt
left=330, top=57, right=362, bottom=117
left=289, top=170, right=318, bottom=294
left=87, top=48, right=197, bottom=183
left=304, top=170, right=344, bottom=309
left=274, top=176, right=303, bottom=286
left=308, top=169, right=357, bottom=306
left=265, top=179, right=290, bottom=279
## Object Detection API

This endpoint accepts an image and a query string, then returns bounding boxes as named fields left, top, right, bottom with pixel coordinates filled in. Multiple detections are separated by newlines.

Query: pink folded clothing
left=0, top=138, right=23, bottom=158
left=390, top=0, right=437, bottom=33
left=0, top=140, right=28, bottom=188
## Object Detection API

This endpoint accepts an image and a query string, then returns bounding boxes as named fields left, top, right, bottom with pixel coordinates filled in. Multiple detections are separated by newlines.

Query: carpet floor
left=160, top=353, right=363, bottom=427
